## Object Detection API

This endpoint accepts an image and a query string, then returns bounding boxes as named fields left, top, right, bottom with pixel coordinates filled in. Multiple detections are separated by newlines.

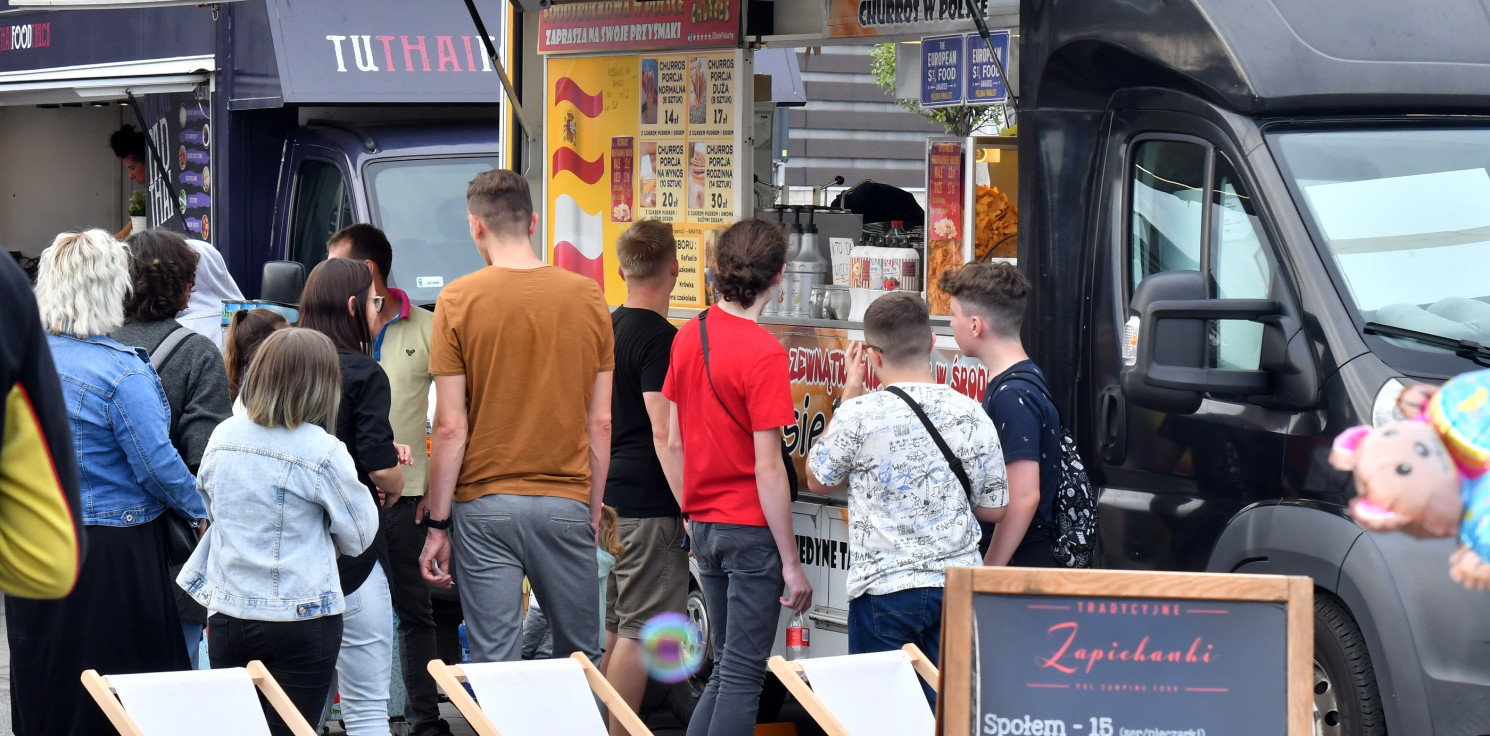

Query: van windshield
left=367, top=157, right=500, bottom=307
left=1275, top=129, right=1490, bottom=355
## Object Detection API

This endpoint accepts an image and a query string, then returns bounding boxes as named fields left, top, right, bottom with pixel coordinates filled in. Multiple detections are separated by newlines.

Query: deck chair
left=767, top=643, right=940, bottom=736
left=80, top=661, right=316, bottom=736
left=428, top=652, right=654, bottom=736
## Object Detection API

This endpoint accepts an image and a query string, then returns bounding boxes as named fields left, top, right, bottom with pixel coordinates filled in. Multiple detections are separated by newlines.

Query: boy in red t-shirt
left=660, top=219, right=811, bottom=736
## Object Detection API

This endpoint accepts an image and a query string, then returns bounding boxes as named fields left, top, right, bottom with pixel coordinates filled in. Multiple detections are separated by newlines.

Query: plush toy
left=1330, top=369, right=1490, bottom=589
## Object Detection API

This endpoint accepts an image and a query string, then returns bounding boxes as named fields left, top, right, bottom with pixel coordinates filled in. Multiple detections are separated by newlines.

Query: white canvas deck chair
left=80, top=661, right=316, bottom=736
left=767, top=643, right=940, bottom=736
left=428, top=652, right=654, bottom=736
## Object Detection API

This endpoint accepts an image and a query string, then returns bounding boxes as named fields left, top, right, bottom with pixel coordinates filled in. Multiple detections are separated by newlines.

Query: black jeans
left=386, top=497, right=443, bottom=729
left=208, top=613, right=342, bottom=736
left=687, top=522, right=784, bottom=736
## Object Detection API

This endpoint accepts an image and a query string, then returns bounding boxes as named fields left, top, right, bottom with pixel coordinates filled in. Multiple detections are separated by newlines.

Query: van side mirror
left=260, top=260, right=305, bottom=306
left=1121, top=270, right=1277, bottom=414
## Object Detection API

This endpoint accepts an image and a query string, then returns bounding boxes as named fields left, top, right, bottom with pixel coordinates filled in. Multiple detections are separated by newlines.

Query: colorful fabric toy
left=1330, top=369, right=1490, bottom=589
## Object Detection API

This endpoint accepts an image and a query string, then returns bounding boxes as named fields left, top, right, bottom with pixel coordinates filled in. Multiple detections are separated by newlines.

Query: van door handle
left=1099, top=386, right=1126, bottom=464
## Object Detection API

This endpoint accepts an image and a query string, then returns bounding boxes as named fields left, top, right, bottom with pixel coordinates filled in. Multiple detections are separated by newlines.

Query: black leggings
left=208, top=613, right=343, bottom=736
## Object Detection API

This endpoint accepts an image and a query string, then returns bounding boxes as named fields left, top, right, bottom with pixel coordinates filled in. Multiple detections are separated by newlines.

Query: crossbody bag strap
left=697, top=310, right=752, bottom=437
left=150, top=326, right=196, bottom=371
left=884, top=386, right=973, bottom=501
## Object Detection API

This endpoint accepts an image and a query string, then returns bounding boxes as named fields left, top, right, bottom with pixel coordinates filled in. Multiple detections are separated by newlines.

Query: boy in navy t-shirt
left=940, top=262, right=1063, bottom=567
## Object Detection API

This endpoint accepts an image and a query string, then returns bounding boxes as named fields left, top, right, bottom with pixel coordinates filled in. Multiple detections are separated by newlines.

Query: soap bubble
left=638, top=612, right=705, bottom=683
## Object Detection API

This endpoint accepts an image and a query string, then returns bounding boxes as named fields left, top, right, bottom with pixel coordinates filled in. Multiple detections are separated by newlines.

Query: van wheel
left=666, top=585, right=712, bottom=725
left=1313, top=593, right=1385, bottom=736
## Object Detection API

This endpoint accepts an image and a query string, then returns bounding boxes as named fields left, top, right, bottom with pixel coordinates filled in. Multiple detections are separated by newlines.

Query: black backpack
left=989, top=370, right=1097, bottom=568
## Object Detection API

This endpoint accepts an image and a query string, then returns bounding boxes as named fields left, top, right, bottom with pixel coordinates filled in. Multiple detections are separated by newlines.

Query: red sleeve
left=744, top=345, right=795, bottom=432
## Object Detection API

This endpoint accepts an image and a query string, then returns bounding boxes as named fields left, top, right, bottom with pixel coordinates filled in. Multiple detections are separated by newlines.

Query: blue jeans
left=687, top=522, right=784, bottom=736
left=848, top=587, right=943, bottom=703
left=329, top=560, right=394, bottom=736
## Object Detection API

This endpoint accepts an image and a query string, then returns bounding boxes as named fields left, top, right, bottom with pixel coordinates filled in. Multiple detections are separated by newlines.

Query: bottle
left=785, top=612, right=811, bottom=661
left=786, top=223, right=828, bottom=317
left=772, top=221, right=804, bottom=318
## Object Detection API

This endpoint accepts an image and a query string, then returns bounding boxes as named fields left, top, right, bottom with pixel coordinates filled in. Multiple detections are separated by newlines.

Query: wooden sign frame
left=938, top=568, right=1313, bottom=736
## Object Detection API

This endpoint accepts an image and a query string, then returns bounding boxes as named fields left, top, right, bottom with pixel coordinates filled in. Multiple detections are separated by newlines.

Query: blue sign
left=965, top=30, right=1011, bottom=105
left=921, top=34, right=964, bottom=108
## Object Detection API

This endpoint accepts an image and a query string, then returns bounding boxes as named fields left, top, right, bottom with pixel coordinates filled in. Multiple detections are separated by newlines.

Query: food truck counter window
left=367, top=157, right=500, bottom=307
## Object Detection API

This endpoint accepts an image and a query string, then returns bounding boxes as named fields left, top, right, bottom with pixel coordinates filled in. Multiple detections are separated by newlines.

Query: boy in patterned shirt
left=807, top=292, right=1008, bottom=680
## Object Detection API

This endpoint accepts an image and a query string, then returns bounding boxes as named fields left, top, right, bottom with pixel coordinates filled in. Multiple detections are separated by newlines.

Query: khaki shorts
left=605, top=515, right=690, bottom=638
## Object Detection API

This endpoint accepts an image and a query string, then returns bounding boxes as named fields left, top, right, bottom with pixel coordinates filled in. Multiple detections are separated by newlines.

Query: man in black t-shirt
left=599, top=220, right=687, bottom=734
left=940, top=262, right=1063, bottom=567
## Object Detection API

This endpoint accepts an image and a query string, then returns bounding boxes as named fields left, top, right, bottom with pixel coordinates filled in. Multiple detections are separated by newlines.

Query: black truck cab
left=1019, top=1, right=1490, bottom=732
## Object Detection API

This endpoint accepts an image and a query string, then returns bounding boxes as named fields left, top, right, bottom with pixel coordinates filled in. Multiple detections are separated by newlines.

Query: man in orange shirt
left=418, top=170, right=615, bottom=663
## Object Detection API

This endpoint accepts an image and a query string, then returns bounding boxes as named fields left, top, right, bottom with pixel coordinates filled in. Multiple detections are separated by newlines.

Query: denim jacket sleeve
left=320, top=442, right=379, bottom=557
left=110, top=370, right=208, bottom=520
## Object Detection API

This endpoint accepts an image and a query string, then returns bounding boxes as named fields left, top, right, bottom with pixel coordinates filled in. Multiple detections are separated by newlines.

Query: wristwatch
left=424, top=512, right=453, bottom=531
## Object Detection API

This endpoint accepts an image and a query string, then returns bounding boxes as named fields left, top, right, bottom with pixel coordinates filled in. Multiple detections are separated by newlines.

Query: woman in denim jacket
left=179, top=327, right=380, bottom=735
left=7, top=230, right=209, bottom=736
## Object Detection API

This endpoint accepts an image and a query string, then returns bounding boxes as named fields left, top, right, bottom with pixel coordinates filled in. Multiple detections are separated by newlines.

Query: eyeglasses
left=371, top=296, right=385, bottom=311
left=863, top=344, right=886, bottom=354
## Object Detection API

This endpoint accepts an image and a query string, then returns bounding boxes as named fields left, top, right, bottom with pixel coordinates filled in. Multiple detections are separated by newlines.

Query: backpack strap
left=150, top=326, right=197, bottom=372
left=885, top=386, right=974, bottom=501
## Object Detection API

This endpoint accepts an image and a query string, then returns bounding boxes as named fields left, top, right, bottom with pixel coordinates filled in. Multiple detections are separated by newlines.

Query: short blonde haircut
left=241, top=328, right=342, bottom=433
left=616, top=219, right=676, bottom=281
left=35, top=230, right=131, bottom=338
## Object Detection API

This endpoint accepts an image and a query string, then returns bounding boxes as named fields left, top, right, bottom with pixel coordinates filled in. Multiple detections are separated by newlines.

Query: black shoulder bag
left=884, top=386, right=973, bottom=501
left=697, top=310, right=799, bottom=501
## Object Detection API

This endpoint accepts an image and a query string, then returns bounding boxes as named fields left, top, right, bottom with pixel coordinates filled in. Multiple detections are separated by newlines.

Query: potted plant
left=128, top=191, right=148, bottom=233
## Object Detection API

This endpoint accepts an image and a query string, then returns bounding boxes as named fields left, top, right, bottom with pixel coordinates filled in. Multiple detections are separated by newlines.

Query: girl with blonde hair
left=179, top=327, right=380, bottom=735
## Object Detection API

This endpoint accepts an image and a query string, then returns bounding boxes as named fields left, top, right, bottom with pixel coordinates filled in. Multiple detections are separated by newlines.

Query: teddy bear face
left=1351, top=422, right=1463, bottom=536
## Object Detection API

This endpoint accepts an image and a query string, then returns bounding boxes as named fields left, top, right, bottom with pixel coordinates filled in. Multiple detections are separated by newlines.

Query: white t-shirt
left=808, top=383, right=1008, bottom=599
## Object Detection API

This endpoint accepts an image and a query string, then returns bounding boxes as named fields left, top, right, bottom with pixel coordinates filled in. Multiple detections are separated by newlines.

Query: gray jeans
left=687, top=522, right=784, bottom=736
left=451, top=493, right=600, bottom=663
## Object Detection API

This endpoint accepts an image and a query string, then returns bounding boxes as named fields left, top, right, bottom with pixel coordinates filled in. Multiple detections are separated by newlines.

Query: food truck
left=0, top=0, right=515, bottom=300
left=538, top=0, right=1490, bottom=732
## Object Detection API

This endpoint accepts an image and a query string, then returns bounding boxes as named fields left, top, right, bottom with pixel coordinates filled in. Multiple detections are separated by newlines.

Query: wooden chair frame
left=80, top=660, right=317, bottom=736
left=428, top=652, right=655, bottom=736
left=767, top=643, right=939, bottom=736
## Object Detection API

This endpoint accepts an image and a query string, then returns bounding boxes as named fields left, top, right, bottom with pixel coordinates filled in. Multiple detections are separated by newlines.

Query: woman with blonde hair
left=7, top=229, right=208, bottom=736
left=179, top=327, right=380, bottom=735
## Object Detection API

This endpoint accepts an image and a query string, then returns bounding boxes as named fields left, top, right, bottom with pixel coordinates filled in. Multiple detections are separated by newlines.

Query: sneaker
left=411, top=718, right=455, bottom=736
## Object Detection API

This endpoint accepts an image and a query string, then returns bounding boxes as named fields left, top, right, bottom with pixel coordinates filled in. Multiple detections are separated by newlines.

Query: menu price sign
left=641, top=56, right=688, bottom=138
left=641, top=141, right=687, bottom=222
left=669, top=223, right=715, bottom=307
left=921, top=34, right=965, bottom=108
left=610, top=136, right=634, bottom=222
left=689, top=54, right=736, bottom=138
left=939, top=569, right=1313, bottom=736
left=687, top=141, right=734, bottom=224
left=965, top=30, right=1010, bottom=105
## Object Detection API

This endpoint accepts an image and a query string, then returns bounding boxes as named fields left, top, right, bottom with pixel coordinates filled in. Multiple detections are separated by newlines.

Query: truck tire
left=667, top=585, right=712, bottom=725
left=1313, top=592, right=1385, bottom=736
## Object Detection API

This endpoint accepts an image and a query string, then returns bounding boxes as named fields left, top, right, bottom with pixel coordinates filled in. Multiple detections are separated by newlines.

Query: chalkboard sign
left=939, top=569, right=1312, bottom=736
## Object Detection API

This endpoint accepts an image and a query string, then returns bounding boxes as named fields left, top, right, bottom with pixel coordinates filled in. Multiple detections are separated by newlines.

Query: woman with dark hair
left=298, top=257, right=408, bottom=736
left=11, top=230, right=207, bottom=736
left=112, top=228, right=234, bottom=668
left=659, top=219, right=813, bottom=736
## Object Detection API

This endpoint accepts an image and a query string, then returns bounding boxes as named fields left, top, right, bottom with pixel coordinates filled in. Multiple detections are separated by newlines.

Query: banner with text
left=540, top=0, right=741, bottom=54
left=826, top=0, right=1017, bottom=39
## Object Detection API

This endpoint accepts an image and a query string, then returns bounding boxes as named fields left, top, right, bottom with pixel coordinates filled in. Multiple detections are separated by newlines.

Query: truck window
left=289, top=159, right=353, bottom=272
left=1130, top=139, right=1206, bottom=292
left=1211, top=156, right=1274, bottom=371
left=366, top=157, right=500, bottom=306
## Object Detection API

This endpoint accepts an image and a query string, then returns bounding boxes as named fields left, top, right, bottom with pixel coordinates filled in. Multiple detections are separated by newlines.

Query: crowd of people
left=0, top=165, right=1070, bottom=736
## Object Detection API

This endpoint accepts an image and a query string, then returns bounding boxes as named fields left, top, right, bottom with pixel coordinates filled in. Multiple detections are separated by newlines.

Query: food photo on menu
left=639, top=142, right=658, bottom=208
left=689, top=56, right=707, bottom=125
left=689, top=143, right=707, bottom=209
left=641, top=59, right=659, bottom=125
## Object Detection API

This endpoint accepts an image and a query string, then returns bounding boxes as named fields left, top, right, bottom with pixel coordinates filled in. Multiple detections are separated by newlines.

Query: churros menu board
left=547, top=49, right=746, bottom=310
left=638, top=50, right=738, bottom=227
left=940, top=569, right=1314, bottom=736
